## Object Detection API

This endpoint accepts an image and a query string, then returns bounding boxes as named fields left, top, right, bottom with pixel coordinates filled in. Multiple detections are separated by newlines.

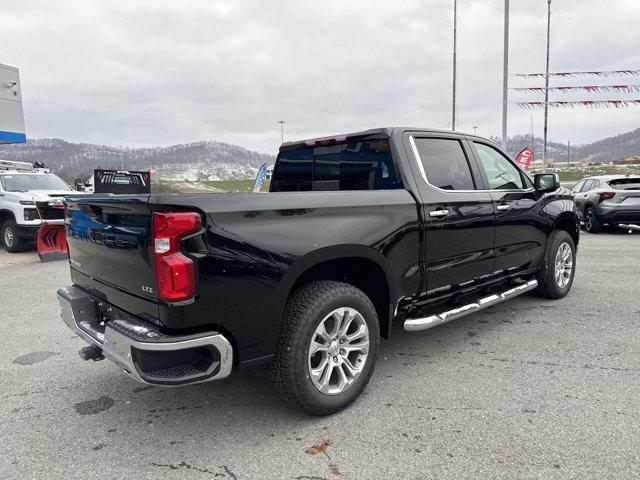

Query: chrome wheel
left=3, top=226, right=14, bottom=248
left=554, top=242, right=573, bottom=288
left=307, top=307, right=370, bottom=395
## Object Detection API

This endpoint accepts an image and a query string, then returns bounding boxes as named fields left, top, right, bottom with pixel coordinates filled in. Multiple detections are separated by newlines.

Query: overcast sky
left=4, top=0, right=640, bottom=153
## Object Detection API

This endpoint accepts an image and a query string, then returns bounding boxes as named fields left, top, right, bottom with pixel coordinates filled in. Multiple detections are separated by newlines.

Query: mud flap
left=37, top=223, right=68, bottom=262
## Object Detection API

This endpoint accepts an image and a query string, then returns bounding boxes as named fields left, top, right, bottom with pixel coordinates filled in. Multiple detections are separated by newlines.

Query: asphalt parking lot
left=1, top=232, right=639, bottom=480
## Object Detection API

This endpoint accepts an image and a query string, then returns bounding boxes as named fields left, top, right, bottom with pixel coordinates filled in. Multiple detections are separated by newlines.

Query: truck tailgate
left=65, top=195, right=156, bottom=299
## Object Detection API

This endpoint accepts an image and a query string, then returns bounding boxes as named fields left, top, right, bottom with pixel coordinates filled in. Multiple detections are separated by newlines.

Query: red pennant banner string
left=512, top=70, right=640, bottom=78
left=512, top=85, right=640, bottom=94
left=516, top=100, right=640, bottom=109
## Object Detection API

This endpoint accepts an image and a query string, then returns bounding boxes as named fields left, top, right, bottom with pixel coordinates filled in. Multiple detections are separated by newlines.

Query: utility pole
left=473, top=126, right=478, bottom=135
left=530, top=115, right=535, bottom=156
left=278, top=120, right=285, bottom=144
left=567, top=140, right=570, bottom=167
left=501, top=0, right=510, bottom=149
left=451, top=0, right=457, bottom=131
left=543, top=0, right=552, bottom=170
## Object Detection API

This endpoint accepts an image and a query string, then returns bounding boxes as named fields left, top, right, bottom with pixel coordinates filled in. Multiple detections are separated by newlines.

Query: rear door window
left=472, top=142, right=525, bottom=190
left=411, top=138, right=476, bottom=190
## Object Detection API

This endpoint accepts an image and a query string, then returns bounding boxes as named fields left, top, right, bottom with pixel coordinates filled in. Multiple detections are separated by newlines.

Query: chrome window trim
left=408, top=135, right=533, bottom=194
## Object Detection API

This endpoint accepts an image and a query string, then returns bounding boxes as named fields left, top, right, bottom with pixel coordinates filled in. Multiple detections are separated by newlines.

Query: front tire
left=272, top=281, right=380, bottom=416
left=2, top=220, right=25, bottom=253
left=535, top=230, right=576, bottom=299
left=584, top=206, right=602, bottom=233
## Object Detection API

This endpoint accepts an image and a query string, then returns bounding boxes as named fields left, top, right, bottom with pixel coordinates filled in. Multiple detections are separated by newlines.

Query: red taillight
left=152, top=211, right=202, bottom=302
left=599, top=192, right=615, bottom=202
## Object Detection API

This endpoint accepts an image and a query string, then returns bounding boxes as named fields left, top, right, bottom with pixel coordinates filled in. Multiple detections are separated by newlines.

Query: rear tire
left=272, top=281, right=380, bottom=416
left=535, top=230, right=576, bottom=299
left=584, top=206, right=601, bottom=233
left=2, top=220, right=25, bottom=253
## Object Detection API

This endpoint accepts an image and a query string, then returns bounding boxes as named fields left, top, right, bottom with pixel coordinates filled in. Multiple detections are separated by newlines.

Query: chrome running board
left=404, top=279, right=538, bottom=332
left=618, top=223, right=640, bottom=232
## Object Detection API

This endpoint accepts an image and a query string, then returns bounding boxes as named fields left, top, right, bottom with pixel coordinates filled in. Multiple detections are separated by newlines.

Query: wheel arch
left=0, top=209, right=16, bottom=225
left=270, top=245, right=397, bottom=339
left=552, top=212, right=579, bottom=247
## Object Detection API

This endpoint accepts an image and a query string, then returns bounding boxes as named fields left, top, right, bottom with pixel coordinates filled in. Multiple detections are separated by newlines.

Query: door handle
left=429, top=209, right=450, bottom=218
left=496, top=204, right=511, bottom=212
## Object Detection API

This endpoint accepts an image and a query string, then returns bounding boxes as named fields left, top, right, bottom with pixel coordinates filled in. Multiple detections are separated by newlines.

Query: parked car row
left=571, top=175, right=640, bottom=233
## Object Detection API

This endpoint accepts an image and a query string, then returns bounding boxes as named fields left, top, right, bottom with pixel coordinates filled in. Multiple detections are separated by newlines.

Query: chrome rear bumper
left=57, top=285, right=233, bottom=385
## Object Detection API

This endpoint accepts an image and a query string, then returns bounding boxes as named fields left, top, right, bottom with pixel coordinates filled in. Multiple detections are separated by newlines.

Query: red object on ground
left=515, top=147, right=534, bottom=171
left=36, top=223, right=68, bottom=262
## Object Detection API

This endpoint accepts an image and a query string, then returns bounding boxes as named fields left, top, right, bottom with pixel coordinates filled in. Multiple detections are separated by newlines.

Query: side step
left=404, top=279, right=538, bottom=332
left=618, top=223, right=640, bottom=233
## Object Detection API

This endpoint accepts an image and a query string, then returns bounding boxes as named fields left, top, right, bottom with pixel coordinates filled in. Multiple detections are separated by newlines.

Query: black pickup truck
left=58, top=127, right=579, bottom=415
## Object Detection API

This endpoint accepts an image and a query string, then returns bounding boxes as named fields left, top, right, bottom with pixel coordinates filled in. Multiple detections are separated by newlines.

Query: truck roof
left=0, top=159, right=33, bottom=172
left=0, top=170, right=50, bottom=175
left=279, top=127, right=490, bottom=151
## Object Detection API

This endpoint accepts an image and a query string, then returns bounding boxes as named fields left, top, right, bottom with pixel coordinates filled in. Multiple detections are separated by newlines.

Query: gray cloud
left=4, top=0, right=640, bottom=153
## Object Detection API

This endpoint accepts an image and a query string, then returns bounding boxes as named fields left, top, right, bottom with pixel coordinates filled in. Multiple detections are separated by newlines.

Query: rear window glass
left=270, top=139, right=401, bottom=192
left=412, top=138, right=475, bottom=190
left=608, top=178, right=640, bottom=190
left=269, top=149, right=313, bottom=192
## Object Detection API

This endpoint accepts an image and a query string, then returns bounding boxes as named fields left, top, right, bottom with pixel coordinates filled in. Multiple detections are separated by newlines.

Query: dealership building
left=0, top=63, right=25, bottom=144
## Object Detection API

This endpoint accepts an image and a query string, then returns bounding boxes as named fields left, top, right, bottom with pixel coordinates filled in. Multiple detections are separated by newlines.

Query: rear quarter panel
left=149, top=190, right=420, bottom=363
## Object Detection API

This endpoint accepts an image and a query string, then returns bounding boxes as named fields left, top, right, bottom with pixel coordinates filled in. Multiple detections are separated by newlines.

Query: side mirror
left=534, top=173, right=559, bottom=192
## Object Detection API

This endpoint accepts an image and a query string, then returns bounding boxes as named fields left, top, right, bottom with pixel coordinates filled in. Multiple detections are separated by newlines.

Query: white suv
left=0, top=160, right=76, bottom=252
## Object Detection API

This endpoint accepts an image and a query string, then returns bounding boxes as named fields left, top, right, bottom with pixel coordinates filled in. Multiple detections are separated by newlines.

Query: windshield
left=0, top=174, right=72, bottom=192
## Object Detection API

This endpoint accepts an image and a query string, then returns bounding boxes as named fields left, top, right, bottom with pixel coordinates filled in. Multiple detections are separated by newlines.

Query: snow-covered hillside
left=0, top=138, right=275, bottom=181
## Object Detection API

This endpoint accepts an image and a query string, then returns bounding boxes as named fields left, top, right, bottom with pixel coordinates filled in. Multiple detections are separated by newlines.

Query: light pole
left=451, top=0, right=458, bottom=131
left=278, top=120, right=285, bottom=144
left=543, top=0, right=552, bottom=170
left=501, top=0, right=509, bottom=149
left=530, top=114, right=535, bottom=157
left=473, top=126, right=478, bottom=135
